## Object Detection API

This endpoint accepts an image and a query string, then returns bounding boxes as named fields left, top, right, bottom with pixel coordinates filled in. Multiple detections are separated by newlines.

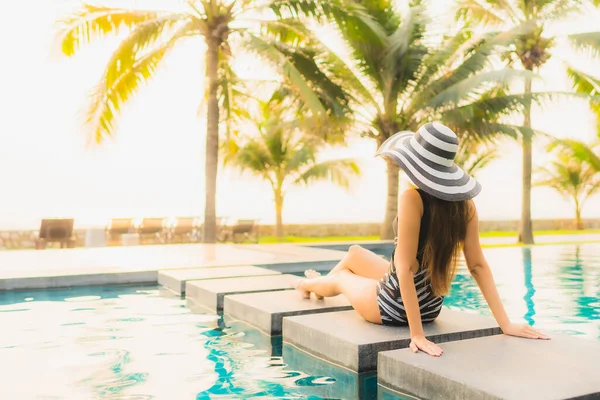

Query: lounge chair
left=166, top=216, right=201, bottom=243
left=35, top=219, right=76, bottom=249
left=219, top=219, right=259, bottom=243
left=106, top=218, right=134, bottom=243
left=137, top=218, right=167, bottom=244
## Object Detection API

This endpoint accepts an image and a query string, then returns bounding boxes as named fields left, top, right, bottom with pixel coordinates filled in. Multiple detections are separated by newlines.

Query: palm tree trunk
left=518, top=74, right=535, bottom=244
left=381, top=159, right=399, bottom=240
left=574, top=200, right=583, bottom=230
left=202, top=38, right=220, bottom=243
left=274, top=188, right=284, bottom=239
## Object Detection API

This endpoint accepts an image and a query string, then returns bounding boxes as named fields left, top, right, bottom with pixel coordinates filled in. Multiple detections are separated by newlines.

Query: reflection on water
left=445, top=244, right=600, bottom=340
left=522, top=247, right=536, bottom=325
left=0, top=285, right=342, bottom=399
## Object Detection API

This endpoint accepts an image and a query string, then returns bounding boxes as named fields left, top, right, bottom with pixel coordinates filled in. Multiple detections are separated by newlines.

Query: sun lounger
left=218, top=219, right=259, bottom=243
left=166, top=216, right=201, bottom=243
left=106, top=218, right=134, bottom=243
left=137, top=217, right=167, bottom=244
left=35, top=219, right=76, bottom=249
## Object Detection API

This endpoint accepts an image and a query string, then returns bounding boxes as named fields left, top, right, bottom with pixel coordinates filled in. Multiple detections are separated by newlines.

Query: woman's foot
left=291, top=277, right=311, bottom=299
left=304, top=270, right=324, bottom=300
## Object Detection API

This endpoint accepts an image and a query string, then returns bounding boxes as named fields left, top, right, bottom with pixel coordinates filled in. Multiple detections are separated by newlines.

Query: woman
left=295, top=122, right=549, bottom=357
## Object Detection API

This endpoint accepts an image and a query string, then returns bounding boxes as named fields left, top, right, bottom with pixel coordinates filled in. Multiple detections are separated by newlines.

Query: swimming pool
left=0, top=243, right=598, bottom=399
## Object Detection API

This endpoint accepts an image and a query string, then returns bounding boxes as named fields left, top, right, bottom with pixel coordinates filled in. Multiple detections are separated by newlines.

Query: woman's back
left=379, top=189, right=443, bottom=326
left=392, top=188, right=430, bottom=267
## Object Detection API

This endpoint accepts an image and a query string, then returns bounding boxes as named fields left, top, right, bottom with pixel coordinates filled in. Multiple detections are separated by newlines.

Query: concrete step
left=378, top=333, right=600, bottom=400
left=283, top=308, right=500, bottom=373
left=158, top=266, right=280, bottom=294
left=186, top=274, right=296, bottom=312
left=224, top=290, right=352, bottom=335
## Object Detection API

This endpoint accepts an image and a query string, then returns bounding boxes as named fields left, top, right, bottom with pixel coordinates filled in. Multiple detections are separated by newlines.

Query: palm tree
left=456, top=0, right=600, bottom=243
left=535, top=140, right=600, bottom=229
left=325, top=0, right=540, bottom=238
left=224, top=98, right=360, bottom=239
left=55, top=1, right=360, bottom=243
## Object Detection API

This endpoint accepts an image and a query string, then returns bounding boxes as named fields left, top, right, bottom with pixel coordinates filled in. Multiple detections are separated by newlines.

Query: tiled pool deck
left=1, top=234, right=599, bottom=290
left=0, top=243, right=345, bottom=290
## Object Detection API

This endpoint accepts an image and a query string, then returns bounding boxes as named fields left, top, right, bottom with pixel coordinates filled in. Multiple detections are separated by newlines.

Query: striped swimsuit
left=376, top=189, right=444, bottom=326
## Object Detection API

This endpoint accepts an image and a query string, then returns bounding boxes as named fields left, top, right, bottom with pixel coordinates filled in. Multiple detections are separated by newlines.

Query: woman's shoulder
left=399, top=187, right=425, bottom=212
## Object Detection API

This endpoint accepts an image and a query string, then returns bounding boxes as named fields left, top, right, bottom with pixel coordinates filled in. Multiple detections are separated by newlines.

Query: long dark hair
left=420, top=191, right=471, bottom=297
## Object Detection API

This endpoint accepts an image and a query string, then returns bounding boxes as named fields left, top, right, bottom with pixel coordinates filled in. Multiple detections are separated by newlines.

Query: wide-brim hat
left=376, top=122, right=481, bottom=201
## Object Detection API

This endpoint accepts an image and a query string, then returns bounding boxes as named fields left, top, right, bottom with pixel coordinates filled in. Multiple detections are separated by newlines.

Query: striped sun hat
left=376, top=122, right=481, bottom=201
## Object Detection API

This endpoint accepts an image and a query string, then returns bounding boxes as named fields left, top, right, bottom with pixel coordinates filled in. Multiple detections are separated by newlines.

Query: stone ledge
left=224, top=290, right=352, bottom=335
left=186, top=274, right=296, bottom=312
left=283, top=309, right=501, bottom=373
left=158, top=266, right=280, bottom=294
left=0, top=271, right=157, bottom=291
left=378, top=333, right=600, bottom=400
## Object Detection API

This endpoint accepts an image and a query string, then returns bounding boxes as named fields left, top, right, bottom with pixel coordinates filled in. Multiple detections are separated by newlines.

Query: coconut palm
left=325, top=0, right=541, bottom=238
left=535, top=140, right=600, bottom=229
left=55, top=0, right=362, bottom=243
left=456, top=0, right=600, bottom=243
left=224, top=98, right=360, bottom=238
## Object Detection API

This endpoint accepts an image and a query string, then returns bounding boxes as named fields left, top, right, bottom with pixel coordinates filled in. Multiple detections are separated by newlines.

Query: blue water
left=0, top=243, right=598, bottom=399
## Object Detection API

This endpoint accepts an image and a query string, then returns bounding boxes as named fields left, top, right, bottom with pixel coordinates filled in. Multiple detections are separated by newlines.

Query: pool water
left=446, top=243, right=600, bottom=341
left=0, top=243, right=598, bottom=399
left=0, top=285, right=344, bottom=399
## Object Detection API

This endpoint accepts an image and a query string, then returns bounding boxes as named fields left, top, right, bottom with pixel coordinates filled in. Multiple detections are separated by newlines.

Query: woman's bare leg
left=297, top=270, right=382, bottom=324
left=325, top=245, right=390, bottom=280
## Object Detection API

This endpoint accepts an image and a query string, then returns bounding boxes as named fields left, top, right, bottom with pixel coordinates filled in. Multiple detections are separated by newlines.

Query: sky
left=0, top=0, right=599, bottom=230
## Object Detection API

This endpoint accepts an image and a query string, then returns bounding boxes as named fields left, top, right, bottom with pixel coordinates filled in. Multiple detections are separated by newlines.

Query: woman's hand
left=409, top=335, right=444, bottom=356
left=502, top=323, right=550, bottom=340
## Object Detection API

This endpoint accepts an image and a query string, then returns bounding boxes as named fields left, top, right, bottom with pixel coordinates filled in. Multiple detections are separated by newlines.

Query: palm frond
left=382, top=4, right=429, bottom=106
left=220, top=64, right=253, bottom=143
left=315, top=39, right=379, bottom=110
left=568, top=31, right=600, bottom=58
left=56, top=4, right=163, bottom=56
left=414, top=28, right=475, bottom=91
left=326, top=1, right=392, bottom=92
left=245, top=34, right=326, bottom=114
left=294, top=159, right=361, bottom=189
left=278, top=45, right=351, bottom=118
left=412, top=23, right=535, bottom=111
left=539, top=0, right=587, bottom=20
left=104, top=15, right=189, bottom=87
left=454, top=140, right=499, bottom=177
left=284, top=144, right=318, bottom=175
left=442, top=91, right=593, bottom=126
left=85, top=20, right=195, bottom=144
left=566, top=65, right=600, bottom=132
left=582, top=179, right=600, bottom=201
left=427, top=69, right=538, bottom=109
left=269, top=0, right=386, bottom=45
left=261, top=18, right=311, bottom=45
left=455, top=0, right=509, bottom=26
left=445, top=118, right=543, bottom=142
left=229, top=138, right=277, bottom=185
left=548, top=138, right=600, bottom=171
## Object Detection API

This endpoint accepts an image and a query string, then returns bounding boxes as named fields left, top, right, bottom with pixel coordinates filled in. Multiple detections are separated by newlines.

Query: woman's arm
left=394, top=189, right=444, bottom=356
left=463, top=201, right=549, bottom=340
